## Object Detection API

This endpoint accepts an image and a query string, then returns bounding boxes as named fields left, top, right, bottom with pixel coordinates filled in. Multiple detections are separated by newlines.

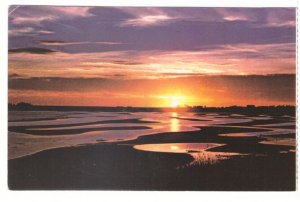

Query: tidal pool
left=133, top=143, right=245, bottom=165
left=133, top=143, right=223, bottom=153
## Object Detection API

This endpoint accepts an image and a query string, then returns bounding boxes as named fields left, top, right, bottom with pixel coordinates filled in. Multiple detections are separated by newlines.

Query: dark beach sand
left=9, top=118, right=157, bottom=136
left=224, top=117, right=293, bottom=126
left=8, top=120, right=296, bottom=190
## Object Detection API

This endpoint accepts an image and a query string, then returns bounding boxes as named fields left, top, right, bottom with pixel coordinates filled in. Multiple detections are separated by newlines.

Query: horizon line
left=8, top=102, right=296, bottom=108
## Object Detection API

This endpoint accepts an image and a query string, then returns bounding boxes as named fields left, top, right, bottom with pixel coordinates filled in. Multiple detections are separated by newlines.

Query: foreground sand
left=8, top=120, right=296, bottom=190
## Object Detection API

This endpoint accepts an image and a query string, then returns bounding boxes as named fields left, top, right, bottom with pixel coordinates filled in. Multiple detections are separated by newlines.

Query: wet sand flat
left=8, top=111, right=296, bottom=190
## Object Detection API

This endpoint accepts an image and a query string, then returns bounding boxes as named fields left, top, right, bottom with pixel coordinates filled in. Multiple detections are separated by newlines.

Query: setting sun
left=171, top=98, right=181, bottom=108
left=169, top=95, right=187, bottom=108
left=156, top=95, right=188, bottom=108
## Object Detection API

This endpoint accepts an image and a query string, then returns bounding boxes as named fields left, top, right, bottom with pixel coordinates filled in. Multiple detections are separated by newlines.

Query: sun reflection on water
left=171, top=112, right=180, bottom=132
left=170, top=145, right=179, bottom=150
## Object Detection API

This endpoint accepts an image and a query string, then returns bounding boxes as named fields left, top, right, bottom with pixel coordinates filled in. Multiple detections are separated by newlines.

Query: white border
left=1, top=0, right=298, bottom=7
left=1, top=1, right=299, bottom=202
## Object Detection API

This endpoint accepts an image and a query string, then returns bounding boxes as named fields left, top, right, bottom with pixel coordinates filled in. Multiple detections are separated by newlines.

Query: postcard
left=8, top=6, right=296, bottom=190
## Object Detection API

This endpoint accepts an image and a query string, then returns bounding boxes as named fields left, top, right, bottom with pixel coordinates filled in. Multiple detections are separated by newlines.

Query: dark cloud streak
left=9, top=47, right=57, bottom=54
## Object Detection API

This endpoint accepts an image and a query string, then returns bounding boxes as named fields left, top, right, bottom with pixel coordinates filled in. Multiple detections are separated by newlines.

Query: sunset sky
left=8, top=6, right=296, bottom=107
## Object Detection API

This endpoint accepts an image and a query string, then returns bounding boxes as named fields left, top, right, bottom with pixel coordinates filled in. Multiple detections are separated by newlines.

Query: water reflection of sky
left=8, top=111, right=295, bottom=160
left=133, top=143, right=245, bottom=165
left=134, top=143, right=223, bottom=153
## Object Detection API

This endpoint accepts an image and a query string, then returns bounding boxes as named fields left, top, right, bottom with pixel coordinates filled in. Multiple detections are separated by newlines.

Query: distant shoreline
left=8, top=102, right=295, bottom=115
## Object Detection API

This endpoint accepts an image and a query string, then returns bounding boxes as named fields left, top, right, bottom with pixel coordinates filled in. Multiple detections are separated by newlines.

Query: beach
left=8, top=111, right=296, bottom=190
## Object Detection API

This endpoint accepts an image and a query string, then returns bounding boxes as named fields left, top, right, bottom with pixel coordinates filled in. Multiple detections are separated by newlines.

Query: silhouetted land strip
left=9, top=102, right=162, bottom=112
left=8, top=102, right=295, bottom=116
